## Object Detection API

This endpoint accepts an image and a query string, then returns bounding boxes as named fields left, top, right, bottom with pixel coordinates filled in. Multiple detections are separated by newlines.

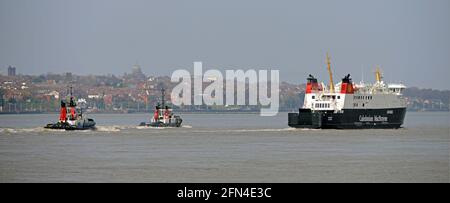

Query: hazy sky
left=1, top=0, right=449, bottom=89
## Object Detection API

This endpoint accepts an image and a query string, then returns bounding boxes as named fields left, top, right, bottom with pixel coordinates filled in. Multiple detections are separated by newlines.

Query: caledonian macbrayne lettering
left=359, top=115, right=389, bottom=122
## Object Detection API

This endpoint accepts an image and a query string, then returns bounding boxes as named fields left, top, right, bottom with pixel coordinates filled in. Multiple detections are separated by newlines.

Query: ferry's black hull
left=288, top=108, right=406, bottom=129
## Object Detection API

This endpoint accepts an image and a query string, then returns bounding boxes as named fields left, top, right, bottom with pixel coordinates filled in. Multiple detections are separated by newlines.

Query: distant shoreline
left=0, top=110, right=448, bottom=115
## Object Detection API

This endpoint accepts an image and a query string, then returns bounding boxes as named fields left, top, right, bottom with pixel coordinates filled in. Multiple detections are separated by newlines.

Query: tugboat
left=288, top=53, right=407, bottom=129
left=45, top=86, right=96, bottom=130
left=139, top=88, right=183, bottom=127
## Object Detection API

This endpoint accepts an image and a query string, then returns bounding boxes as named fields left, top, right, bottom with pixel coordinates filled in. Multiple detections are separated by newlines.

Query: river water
left=0, top=112, right=448, bottom=182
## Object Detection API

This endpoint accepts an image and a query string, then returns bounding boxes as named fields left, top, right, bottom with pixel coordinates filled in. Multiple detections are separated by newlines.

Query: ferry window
left=332, top=96, right=336, bottom=99
left=337, top=96, right=340, bottom=99
left=362, top=103, right=365, bottom=107
left=312, top=96, right=315, bottom=99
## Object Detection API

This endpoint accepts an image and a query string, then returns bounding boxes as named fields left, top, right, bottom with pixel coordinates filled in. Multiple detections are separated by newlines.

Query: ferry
left=288, top=54, right=407, bottom=129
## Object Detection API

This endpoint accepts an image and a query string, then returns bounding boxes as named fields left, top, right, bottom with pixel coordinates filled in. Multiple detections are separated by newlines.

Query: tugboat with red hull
left=139, top=88, right=183, bottom=127
left=45, top=86, right=96, bottom=130
left=288, top=54, right=407, bottom=129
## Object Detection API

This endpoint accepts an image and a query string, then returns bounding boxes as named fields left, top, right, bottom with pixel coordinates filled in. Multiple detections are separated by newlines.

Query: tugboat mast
left=161, top=88, right=166, bottom=108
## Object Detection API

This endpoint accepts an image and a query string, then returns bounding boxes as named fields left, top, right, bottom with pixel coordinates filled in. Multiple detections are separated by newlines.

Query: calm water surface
left=0, top=112, right=449, bottom=182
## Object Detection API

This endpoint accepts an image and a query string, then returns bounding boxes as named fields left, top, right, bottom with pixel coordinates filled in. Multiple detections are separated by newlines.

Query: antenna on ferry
left=361, top=65, right=364, bottom=84
left=375, top=66, right=383, bottom=83
left=326, top=52, right=335, bottom=93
